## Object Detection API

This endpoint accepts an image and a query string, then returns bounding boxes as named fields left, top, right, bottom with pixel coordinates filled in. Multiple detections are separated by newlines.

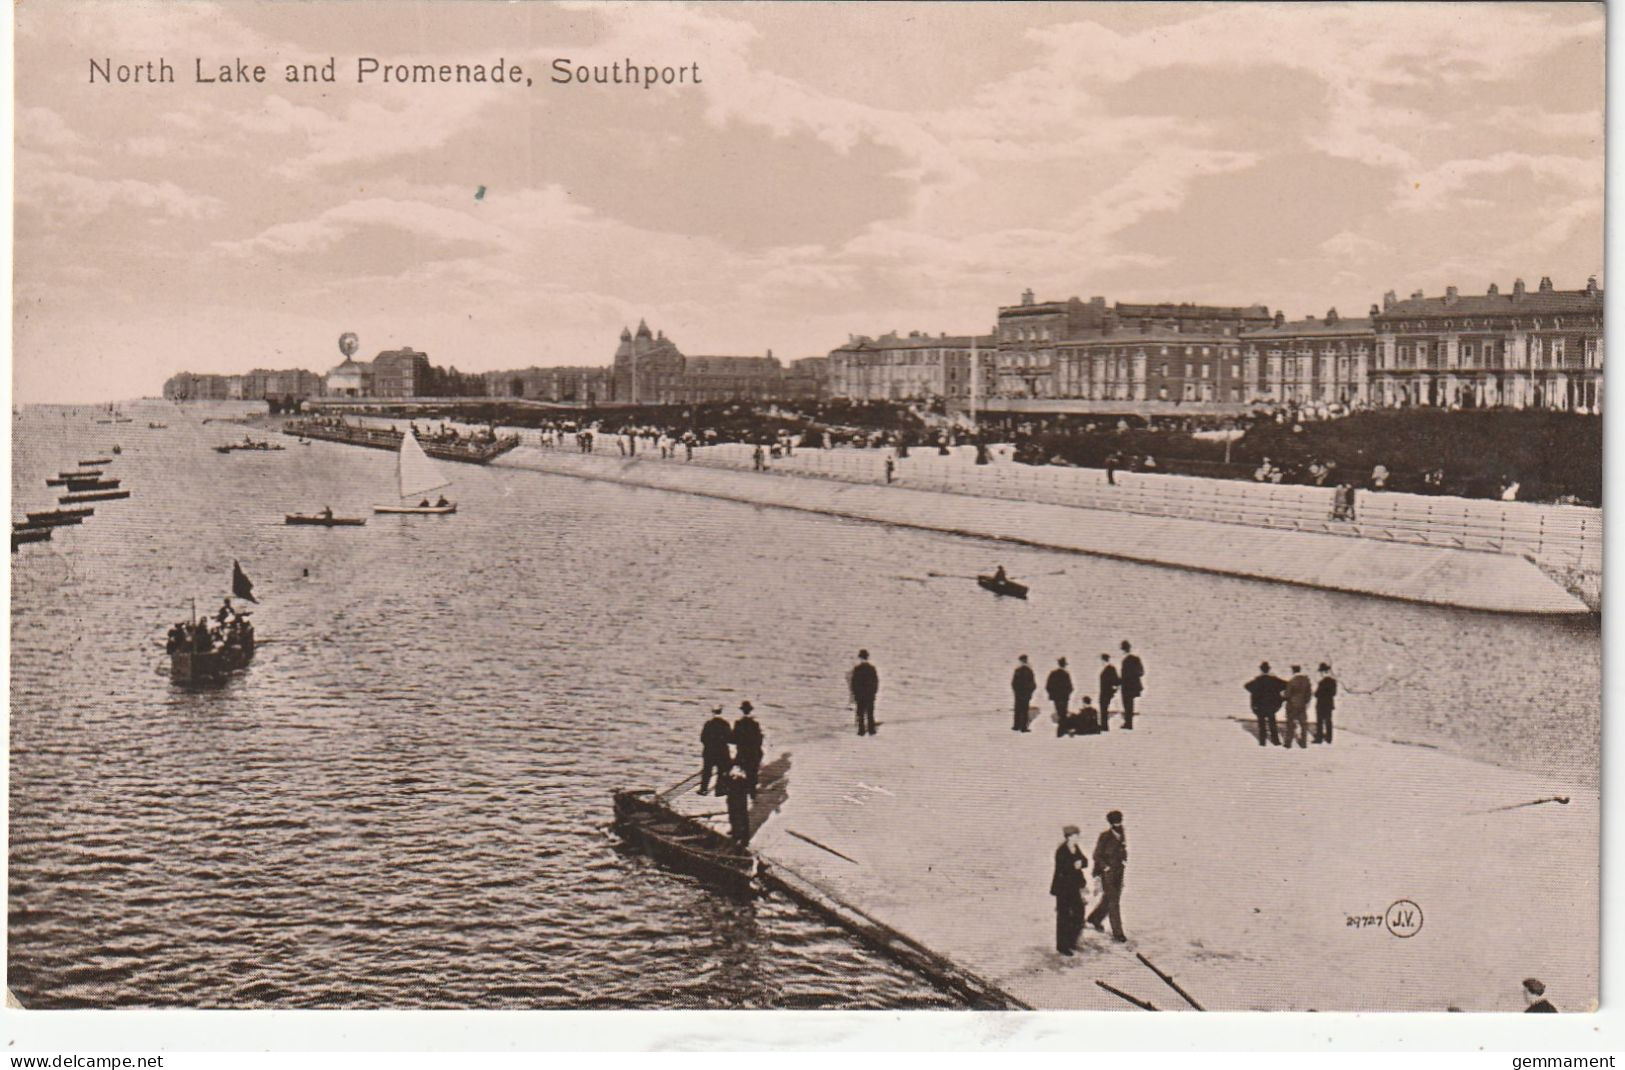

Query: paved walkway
left=495, top=448, right=1588, bottom=614
left=669, top=692, right=1597, bottom=1012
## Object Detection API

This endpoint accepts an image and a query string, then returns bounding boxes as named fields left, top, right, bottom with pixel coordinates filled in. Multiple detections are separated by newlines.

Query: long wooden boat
left=14, top=516, right=82, bottom=530
left=977, top=574, right=1030, bottom=599
left=285, top=513, right=366, bottom=526
left=374, top=504, right=457, bottom=515
left=61, top=490, right=130, bottom=504
left=612, top=788, right=759, bottom=896
left=79, top=457, right=113, bottom=466
left=170, top=635, right=256, bottom=685
left=58, top=470, right=102, bottom=478
left=12, top=528, right=52, bottom=551
left=28, top=507, right=93, bottom=522
left=65, top=478, right=120, bottom=492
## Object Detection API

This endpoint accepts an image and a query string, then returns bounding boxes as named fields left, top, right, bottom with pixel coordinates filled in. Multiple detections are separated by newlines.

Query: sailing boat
left=373, top=429, right=457, bottom=514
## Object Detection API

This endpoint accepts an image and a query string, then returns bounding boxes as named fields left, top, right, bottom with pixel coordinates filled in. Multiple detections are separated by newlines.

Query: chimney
left=1513, top=278, right=1526, bottom=299
left=1273, top=311, right=1286, bottom=328
left=1539, top=276, right=1554, bottom=293
left=766, top=348, right=773, bottom=360
left=1445, top=285, right=1458, bottom=304
left=1369, top=303, right=1381, bottom=319
left=1487, top=282, right=1499, bottom=296
left=1325, top=307, right=1340, bottom=324
left=1587, top=275, right=1599, bottom=296
left=1383, top=290, right=1398, bottom=310
left=1021, top=288, right=1035, bottom=307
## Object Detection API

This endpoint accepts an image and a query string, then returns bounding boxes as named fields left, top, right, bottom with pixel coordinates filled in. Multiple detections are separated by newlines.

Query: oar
left=1095, top=980, right=1159, bottom=1011
left=1481, top=795, right=1570, bottom=814
left=786, top=828, right=861, bottom=865
left=1136, top=952, right=1205, bottom=1010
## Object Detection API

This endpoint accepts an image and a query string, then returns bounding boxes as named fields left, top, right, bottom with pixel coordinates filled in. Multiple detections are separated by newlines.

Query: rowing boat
left=11, top=528, right=52, bottom=550
left=28, top=507, right=93, bottom=522
left=612, top=788, right=759, bottom=896
left=170, top=634, right=255, bottom=685
left=60, top=490, right=130, bottom=504
left=285, top=513, right=366, bottom=527
left=80, top=457, right=113, bottom=466
left=14, top=516, right=82, bottom=530
left=977, top=574, right=1029, bottom=599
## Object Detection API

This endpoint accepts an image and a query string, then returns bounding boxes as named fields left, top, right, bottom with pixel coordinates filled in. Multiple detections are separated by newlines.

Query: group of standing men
left=1050, top=811, right=1130, bottom=953
left=1011, top=642, right=1145, bottom=736
left=1243, top=662, right=1337, bottom=747
left=698, top=702, right=765, bottom=844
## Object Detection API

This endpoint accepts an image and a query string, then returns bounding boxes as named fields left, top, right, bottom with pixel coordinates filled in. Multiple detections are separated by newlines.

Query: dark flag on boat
left=232, top=560, right=258, bottom=603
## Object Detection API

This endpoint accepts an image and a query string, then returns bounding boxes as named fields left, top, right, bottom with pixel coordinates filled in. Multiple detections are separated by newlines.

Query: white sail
left=398, top=430, right=451, bottom=500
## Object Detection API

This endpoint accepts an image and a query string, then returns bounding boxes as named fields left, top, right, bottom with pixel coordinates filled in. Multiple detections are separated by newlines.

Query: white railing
left=514, top=434, right=1602, bottom=575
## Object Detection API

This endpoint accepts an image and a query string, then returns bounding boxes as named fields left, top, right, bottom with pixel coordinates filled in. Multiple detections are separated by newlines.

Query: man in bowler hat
left=1119, top=641, right=1145, bottom=729
left=1046, top=657, right=1074, bottom=728
left=1098, top=654, right=1120, bottom=731
left=731, top=701, right=764, bottom=797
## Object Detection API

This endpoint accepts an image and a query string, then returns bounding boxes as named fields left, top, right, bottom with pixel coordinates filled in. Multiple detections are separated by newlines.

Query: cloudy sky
left=13, top=1, right=1605, bottom=403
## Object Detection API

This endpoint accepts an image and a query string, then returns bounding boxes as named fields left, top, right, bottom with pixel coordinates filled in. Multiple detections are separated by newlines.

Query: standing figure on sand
left=732, top=701, right=763, bottom=797
left=1085, top=810, right=1129, bottom=943
left=1011, top=654, right=1036, bottom=732
left=1119, top=641, right=1145, bottom=729
left=1045, top=657, right=1073, bottom=728
left=1050, top=825, right=1088, bottom=956
left=849, top=650, right=879, bottom=736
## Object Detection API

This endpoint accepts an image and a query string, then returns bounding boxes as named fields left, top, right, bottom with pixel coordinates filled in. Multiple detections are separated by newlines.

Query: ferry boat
left=170, top=632, right=255, bottom=685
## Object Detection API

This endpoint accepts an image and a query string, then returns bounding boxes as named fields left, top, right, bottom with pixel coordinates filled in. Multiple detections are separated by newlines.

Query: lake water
left=9, top=402, right=1599, bottom=1007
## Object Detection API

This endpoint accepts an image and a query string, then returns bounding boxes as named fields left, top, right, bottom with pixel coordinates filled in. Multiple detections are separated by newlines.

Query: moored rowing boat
left=60, top=490, right=130, bottom=504
left=284, top=513, right=366, bottom=526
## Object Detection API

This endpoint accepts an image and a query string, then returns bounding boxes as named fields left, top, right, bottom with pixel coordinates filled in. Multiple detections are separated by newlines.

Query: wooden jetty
left=282, top=420, right=520, bottom=465
left=611, top=785, right=1028, bottom=1009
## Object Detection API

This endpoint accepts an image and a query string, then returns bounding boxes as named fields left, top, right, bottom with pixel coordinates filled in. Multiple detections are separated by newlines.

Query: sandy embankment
left=669, top=681, right=1597, bottom=1012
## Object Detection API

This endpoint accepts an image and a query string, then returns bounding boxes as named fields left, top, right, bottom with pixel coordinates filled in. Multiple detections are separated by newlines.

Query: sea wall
left=493, top=447, right=1590, bottom=615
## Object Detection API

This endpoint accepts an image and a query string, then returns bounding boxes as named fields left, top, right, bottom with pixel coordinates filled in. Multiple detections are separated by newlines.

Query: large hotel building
left=829, top=277, right=1602, bottom=414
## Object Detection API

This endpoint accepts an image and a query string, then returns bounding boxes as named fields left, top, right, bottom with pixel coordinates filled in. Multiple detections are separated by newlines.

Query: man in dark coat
left=1119, top=641, right=1145, bottom=729
left=1011, top=655, right=1037, bottom=732
left=1050, top=825, right=1089, bottom=955
left=1244, top=662, right=1287, bottom=746
left=1314, top=662, right=1338, bottom=744
left=1283, top=665, right=1313, bottom=748
left=1045, top=657, right=1074, bottom=730
left=699, top=706, right=733, bottom=795
left=1098, top=654, right=1120, bottom=731
left=849, top=650, right=879, bottom=736
left=731, top=701, right=764, bottom=797
left=717, top=761, right=753, bottom=845
left=1086, top=810, right=1128, bottom=941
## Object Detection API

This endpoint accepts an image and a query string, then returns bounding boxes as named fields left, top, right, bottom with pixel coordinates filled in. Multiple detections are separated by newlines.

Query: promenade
left=667, top=693, right=1598, bottom=1012
left=493, top=445, right=1590, bottom=614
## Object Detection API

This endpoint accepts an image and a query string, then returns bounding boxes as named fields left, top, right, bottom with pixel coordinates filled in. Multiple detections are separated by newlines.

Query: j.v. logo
left=1385, top=900, right=1423, bottom=938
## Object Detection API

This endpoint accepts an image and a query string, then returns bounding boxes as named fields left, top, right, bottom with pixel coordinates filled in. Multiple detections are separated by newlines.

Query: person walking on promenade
left=1051, top=825, right=1089, bottom=955
left=1086, top=811, right=1128, bottom=942
left=752, top=444, right=765, bottom=471
left=1098, top=654, right=1120, bottom=732
left=1314, top=663, right=1338, bottom=744
left=1522, top=978, right=1557, bottom=1012
left=718, top=760, right=753, bottom=846
left=1283, top=666, right=1312, bottom=748
left=1119, top=641, right=1145, bottom=729
left=1011, top=654, right=1037, bottom=732
left=849, top=650, right=879, bottom=736
left=732, top=701, right=764, bottom=797
left=884, top=456, right=896, bottom=484
left=1245, top=662, right=1287, bottom=746
left=1046, top=657, right=1074, bottom=729
left=699, top=706, right=733, bottom=795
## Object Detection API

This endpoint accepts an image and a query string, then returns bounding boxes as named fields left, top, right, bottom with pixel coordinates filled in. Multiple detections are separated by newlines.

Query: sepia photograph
left=5, top=0, right=1609, bottom=1045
